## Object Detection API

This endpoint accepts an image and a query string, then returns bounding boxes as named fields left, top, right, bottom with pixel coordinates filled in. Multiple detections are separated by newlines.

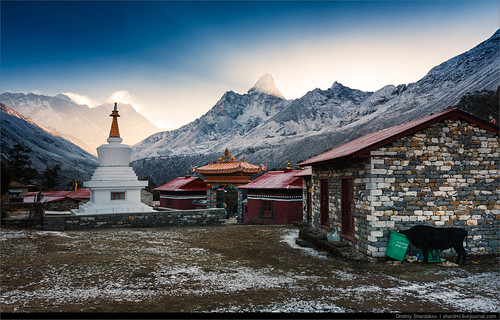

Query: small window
left=261, top=200, right=273, bottom=218
left=111, top=192, right=125, bottom=200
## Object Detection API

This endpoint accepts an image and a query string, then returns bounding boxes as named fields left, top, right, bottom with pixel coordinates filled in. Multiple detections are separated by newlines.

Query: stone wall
left=310, top=159, right=371, bottom=256
left=309, top=119, right=499, bottom=258
left=42, top=208, right=226, bottom=231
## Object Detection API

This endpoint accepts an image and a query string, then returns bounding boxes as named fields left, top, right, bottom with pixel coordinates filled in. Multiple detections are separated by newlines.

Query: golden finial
left=109, top=102, right=121, bottom=138
left=224, top=148, right=230, bottom=161
left=286, top=160, right=291, bottom=169
left=242, top=156, right=245, bottom=162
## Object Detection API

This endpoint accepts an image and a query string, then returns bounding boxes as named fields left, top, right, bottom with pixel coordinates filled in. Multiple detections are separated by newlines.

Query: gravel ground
left=0, top=224, right=499, bottom=315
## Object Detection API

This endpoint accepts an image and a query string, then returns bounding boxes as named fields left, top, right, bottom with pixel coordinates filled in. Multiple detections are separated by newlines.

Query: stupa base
left=71, top=203, right=154, bottom=215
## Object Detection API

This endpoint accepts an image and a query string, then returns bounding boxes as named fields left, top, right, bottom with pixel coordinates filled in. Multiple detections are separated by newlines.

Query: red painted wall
left=159, top=198, right=198, bottom=210
left=244, top=198, right=302, bottom=224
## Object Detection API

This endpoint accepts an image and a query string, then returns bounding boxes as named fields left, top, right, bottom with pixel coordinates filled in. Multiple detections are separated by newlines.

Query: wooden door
left=341, top=178, right=355, bottom=239
left=320, top=179, right=329, bottom=227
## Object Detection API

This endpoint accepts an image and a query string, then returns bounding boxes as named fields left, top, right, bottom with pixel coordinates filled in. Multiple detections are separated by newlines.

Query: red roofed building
left=239, top=163, right=305, bottom=224
left=154, top=175, right=207, bottom=210
left=24, top=189, right=90, bottom=211
left=298, top=109, right=499, bottom=259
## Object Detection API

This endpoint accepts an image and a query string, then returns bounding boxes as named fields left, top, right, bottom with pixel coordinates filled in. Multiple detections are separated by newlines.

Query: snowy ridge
left=1, top=103, right=97, bottom=186
left=132, top=30, right=499, bottom=183
left=0, top=93, right=159, bottom=155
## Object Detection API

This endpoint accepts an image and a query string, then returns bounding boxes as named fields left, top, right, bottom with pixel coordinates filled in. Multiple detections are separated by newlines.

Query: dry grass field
left=1, top=224, right=498, bottom=314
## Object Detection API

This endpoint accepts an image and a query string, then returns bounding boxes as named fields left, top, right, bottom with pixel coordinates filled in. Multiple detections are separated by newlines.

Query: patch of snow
left=36, top=231, right=72, bottom=238
left=210, top=297, right=347, bottom=313
left=280, top=229, right=329, bottom=259
left=0, top=230, right=29, bottom=241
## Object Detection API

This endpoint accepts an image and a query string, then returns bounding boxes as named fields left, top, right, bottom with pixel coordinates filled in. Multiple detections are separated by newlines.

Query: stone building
left=298, top=108, right=499, bottom=259
left=295, top=168, right=312, bottom=222
left=24, top=189, right=90, bottom=211
left=8, top=181, right=32, bottom=202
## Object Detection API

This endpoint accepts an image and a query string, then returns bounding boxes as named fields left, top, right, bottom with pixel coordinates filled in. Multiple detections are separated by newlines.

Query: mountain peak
left=247, top=73, right=286, bottom=99
left=330, top=81, right=346, bottom=88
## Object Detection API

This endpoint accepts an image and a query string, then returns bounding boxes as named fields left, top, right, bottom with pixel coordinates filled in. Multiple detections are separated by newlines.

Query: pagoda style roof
left=192, top=148, right=265, bottom=175
left=155, top=176, right=207, bottom=192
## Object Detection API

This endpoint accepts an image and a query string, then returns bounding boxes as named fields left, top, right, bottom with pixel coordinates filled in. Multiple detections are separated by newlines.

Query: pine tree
left=8, top=144, right=38, bottom=184
left=41, top=164, right=61, bottom=190
left=1, top=161, right=13, bottom=195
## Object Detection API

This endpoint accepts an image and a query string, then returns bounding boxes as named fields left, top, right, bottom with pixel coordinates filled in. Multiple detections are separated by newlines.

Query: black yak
left=399, top=225, right=468, bottom=265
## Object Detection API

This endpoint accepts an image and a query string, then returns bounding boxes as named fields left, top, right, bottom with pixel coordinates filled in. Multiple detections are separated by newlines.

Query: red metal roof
left=154, top=176, right=207, bottom=192
left=25, top=189, right=90, bottom=200
left=238, top=170, right=303, bottom=190
left=294, top=167, right=311, bottom=177
left=299, top=108, right=499, bottom=167
left=66, top=189, right=90, bottom=199
left=23, top=189, right=91, bottom=203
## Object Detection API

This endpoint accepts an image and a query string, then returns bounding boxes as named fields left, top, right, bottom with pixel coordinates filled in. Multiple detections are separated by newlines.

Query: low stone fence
left=1, top=202, right=44, bottom=228
left=42, top=207, right=226, bottom=231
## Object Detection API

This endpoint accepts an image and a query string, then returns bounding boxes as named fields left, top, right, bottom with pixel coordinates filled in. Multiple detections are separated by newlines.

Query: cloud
left=63, top=92, right=100, bottom=108
left=107, top=90, right=144, bottom=112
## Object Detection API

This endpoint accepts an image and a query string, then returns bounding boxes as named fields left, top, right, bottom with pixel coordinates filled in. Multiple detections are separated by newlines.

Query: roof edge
left=299, top=108, right=499, bottom=167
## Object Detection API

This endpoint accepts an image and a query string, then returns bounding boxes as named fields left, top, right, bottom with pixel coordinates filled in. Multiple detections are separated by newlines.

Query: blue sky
left=1, top=1, right=499, bottom=130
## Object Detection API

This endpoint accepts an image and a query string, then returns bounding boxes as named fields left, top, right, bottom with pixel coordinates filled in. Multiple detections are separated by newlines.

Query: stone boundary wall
left=42, top=208, right=226, bottom=231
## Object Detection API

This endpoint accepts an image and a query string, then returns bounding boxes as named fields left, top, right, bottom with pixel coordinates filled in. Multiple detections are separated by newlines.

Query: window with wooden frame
left=110, top=192, right=126, bottom=200
left=260, top=200, right=273, bottom=218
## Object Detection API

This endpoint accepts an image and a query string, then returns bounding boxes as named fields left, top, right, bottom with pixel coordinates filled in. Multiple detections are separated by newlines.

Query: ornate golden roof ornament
left=286, top=160, right=291, bottom=170
left=242, top=156, right=245, bottom=162
left=109, top=102, right=121, bottom=138
left=224, top=148, right=230, bottom=161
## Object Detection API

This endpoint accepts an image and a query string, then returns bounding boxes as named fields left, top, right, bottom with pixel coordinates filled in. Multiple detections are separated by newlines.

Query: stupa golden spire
left=109, top=102, right=121, bottom=138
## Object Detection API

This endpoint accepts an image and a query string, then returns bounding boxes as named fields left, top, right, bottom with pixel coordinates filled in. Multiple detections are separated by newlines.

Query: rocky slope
left=1, top=104, right=98, bottom=187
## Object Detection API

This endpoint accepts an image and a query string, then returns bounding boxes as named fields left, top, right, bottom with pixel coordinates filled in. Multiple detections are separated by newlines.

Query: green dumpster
left=385, top=231, right=409, bottom=261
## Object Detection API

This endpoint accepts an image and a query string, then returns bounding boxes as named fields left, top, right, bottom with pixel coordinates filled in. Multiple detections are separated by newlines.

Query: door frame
left=319, top=178, right=330, bottom=229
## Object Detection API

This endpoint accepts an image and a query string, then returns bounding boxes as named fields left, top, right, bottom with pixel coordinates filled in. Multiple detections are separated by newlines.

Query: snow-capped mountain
left=1, top=104, right=98, bottom=186
left=134, top=75, right=288, bottom=158
left=248, top=73, right=286, bottom=99
left=0, top=93, right=159, bottom=155
left=133, top=29, right=499, bottom=184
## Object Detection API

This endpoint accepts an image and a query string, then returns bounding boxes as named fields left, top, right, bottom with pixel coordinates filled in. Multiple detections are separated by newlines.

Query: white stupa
left=71, top=103, right=153, bottom=215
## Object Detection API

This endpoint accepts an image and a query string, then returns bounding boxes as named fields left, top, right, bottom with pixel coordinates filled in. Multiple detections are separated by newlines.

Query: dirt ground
left=1, top=224, right=499, bottom=315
